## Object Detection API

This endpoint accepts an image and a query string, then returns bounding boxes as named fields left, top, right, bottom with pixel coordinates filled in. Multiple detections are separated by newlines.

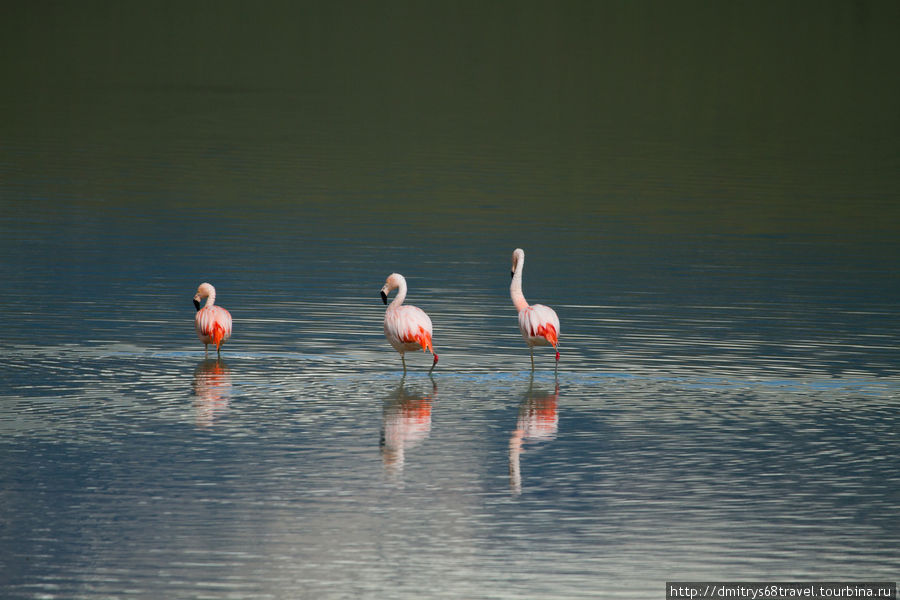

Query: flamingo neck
left=205, top=289, right=216, bottom=307
left=510, top=264, right=529, bottom=312
left=390, top=279, right=407, bottom=308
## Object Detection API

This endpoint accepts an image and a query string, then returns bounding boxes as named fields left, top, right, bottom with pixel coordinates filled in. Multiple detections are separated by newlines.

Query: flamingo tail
left=212, top=322, right=226, bottom=349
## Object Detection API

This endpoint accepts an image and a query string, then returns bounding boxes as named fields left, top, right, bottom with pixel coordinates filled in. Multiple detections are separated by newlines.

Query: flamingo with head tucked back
left=193, top=282, right=233, bottom=358
left=380, top=273, right=438, bottom=373
left=510, top=248, right=560, bottom=370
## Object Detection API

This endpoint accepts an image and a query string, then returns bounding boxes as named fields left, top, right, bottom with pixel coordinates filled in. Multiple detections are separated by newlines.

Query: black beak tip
left=380, top=291, right=388, bottom=305
left=510, top=271, right=515, bottom=279
left=193, top=299, right=201, bottom=311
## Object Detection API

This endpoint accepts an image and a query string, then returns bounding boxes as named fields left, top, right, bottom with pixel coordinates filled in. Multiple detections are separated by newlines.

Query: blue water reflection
left=192, top=359, right=231, bottom=428
left=509, top=379, right=559, bottom=495
left=381, top=378, right=435, bottom=480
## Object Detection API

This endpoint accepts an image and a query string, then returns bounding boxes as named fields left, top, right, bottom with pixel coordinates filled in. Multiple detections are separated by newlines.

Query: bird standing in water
left=381, top=273, right=438, bottom=373
left=193, top=282, right=232, bottom=358
left=510, top=248, right=560, bottom=370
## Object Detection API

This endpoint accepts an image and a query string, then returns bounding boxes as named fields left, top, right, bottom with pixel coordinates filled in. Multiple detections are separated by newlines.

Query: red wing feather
left=401, top=326, right=434, bottom=353
left=535, top=323, right=558, bottom=348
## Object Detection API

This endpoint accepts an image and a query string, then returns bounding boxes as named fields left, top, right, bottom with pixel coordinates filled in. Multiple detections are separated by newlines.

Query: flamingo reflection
left=381, top=378, right=436, bottom=480
left=509, top=379, right=559, bottom=495
left=192, top=359, right=231, bottom=427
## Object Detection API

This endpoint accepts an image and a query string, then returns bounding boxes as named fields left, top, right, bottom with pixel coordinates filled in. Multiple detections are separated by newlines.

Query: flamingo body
left=193, top=282, right=232, bottom=356
left=510, top=248, right=560, bottom=369
left=518, top=304, right=560, bottom=349
left=381, top=273, right=438, bottom=372
left=384, top=305, right=435, bottom=355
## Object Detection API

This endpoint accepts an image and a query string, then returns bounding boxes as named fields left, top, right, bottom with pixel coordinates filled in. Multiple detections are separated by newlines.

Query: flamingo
left=193, top=282, right=232, bottom=357
left=380, top=273, right=438, bottom=373
left=510, top=248, right=560, bottom=370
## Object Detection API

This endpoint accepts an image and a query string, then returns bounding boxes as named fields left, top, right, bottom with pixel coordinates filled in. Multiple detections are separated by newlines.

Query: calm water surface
left=2, top=3, right=900, bottom=599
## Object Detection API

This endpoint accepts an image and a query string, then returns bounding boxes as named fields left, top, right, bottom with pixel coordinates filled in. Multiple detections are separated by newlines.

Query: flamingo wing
left=519, top=304, right=559, bottom=348
left=386, top=305, right=434, bottom=353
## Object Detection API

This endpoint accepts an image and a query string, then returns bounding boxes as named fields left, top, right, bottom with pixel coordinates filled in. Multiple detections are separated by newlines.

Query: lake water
left=2, top=3, right=899, bottom=599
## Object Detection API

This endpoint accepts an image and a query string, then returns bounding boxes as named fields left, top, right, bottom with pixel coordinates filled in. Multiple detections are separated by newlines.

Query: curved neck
left=391, top=278, right=407, bottom=308
left=205, top=289, right=216, bottom=307
left=510, top=262, right=529, bottom=312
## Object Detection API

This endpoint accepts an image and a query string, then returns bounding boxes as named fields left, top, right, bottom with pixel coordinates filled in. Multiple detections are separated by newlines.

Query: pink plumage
left=510, top=248, right=560, bottom=369
left=380, top=273, right=438, bottom=372
left=193, top=282, right=232, bottom=357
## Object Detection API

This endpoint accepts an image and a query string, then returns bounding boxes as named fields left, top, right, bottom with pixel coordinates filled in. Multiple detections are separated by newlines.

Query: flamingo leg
left=401, top=354, right=407, bottom=374
left=530, top=347, right=535, bottom=371
left=204, top=343, right=209, bottom=358
left=429, top=353, right=438, bottom=373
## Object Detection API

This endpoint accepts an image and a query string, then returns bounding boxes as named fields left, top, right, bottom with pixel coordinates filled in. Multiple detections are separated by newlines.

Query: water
left=2, top=3, right=900, bottom=598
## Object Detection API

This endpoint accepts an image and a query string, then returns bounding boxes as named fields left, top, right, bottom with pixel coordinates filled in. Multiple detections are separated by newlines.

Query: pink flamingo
left=510, top=248, right=560, bottom=370
left=193, top=282, right=232, bottom=357
left=380, top=273, right=438, bottom=373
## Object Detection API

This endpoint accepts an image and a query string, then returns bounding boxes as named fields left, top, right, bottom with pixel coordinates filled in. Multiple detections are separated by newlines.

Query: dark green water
left=2, top=3, right=899, bottom=598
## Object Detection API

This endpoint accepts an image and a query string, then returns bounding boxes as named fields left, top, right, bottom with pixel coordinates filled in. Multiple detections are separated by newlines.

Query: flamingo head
left=194, top=282, right=215, bottom=311
left=511, top=248, right=525, bottom=278
left=380, top=273, right=404, bottom=304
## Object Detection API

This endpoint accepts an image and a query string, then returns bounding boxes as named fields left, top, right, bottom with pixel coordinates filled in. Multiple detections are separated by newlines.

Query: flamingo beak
left=193, top=297, right=201, bottom=311
left=511, top=270, right=515, bottom=279
left=380, top=290, right=388, bottom=305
